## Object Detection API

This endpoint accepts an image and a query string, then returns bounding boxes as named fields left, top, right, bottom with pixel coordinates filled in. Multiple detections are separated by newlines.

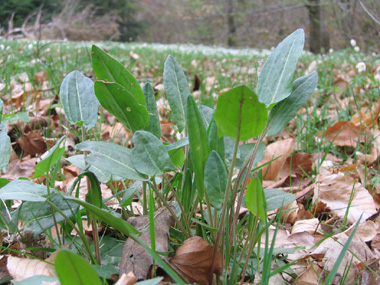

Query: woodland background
left=1, top=0, right=380, bottom=53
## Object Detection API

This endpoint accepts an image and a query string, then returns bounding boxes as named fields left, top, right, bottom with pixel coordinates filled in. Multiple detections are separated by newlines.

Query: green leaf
left=208, top=119, right=225, bottom=162
left=256, top=29, right=305, bottom=107
left=136, top=277, right=164, bottom=285
left=204, top=151, right=227, bottom=210
left=264, top=189, right=296, bottom=212
left=165, top=137, right=189, bottom=151
left=66, top=155, right=122, bottom=183
left=19, top=192, right=79, bottom=235
left=198, top=105, right=215, bottom=129
left=163, top=55, right=191, bottom=132
left=168, top=147, right=185, bottom=168
left=60, top=70, right=99, bottom=130
left=97, top=236, right=124, bottom=266
left=2, top=112, right=30, bottom=124
left=143, top=83, right=161, bottom=139
left=0, top=180, right=47, bottom=202
left=33, top=136, right=66, bottom=178
left=12, top=276, right=59, bottom=285
left=245, top=177, right=267, bottom=221
left=91, top=45, right=146, bottom=106
left=0, top=99, right=4, bottom=121
left=94, top=81, right=149, bottom=132
left=56, top=250, right=102, bottom=285
left=65, top=196, right=140, bottom=235
left=76, top=141, right=147, bottom=181
left=132, top=130, right=176, bottom=176
left=0, top=123, right=11, bottom=172
left=185, top=95, right=210, bottom=199
left=213, top=85, right=267, bottom=141
left=235, top=143, right=266, bottom=169
left=266, top=72, right=318, bottom=137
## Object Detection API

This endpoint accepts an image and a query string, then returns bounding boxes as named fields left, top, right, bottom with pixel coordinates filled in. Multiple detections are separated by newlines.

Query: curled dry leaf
left=291, top=218, right=323, bottom=235
left=281, top=201, right=314, bottom=225
left=115, top=272, right=137, bottom=285
left=7, top=255, right=56, bottom=281
left=314, top=173, right=377, bottom=223
left=344, top=220, right=377, bottom=242
left=170, top=236, right=222, bottom=285
left=258, top=138, right=295, bottom=181
left=293, top=263, right=323, bottom=285
left=119, top=207, right=175, bottom=280
left=16, top=131, right=47, bottom=157
left=323, top=121, right=368, bottom=147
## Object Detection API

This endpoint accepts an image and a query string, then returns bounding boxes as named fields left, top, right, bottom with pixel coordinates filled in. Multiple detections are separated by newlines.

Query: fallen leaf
left=119, top=207, right=175, bottom=280
left=258, top=138, right=295, bottom=181
left=313, top=173, right=377, bottom=223
left=16, top=131, right=47, bottom=157
left=170, top=236, right=222, bottom=285
left=7, top=255, right=56, bottom=281
left=323, top=121, right=368, bottom=147
left=293, top=263, right=323, bottom=285
left=351, top=100, right=380, bottom=128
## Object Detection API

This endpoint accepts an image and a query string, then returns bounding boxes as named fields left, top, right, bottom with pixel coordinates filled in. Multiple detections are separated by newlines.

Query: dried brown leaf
left=6, top=256, right=56, bottom=281
left=170, top=236, right=222, bottom=285
left=258, top=138, right=295, bottom=181
left=323, top=121, right=368, bottom=147
left=314, top=173, right=377, bottom=223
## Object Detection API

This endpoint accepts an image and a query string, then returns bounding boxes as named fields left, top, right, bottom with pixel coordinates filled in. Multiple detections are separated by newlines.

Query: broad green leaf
left=93, top=264, right=118, bottom=280
left=120, top=182, right=141, bottom=206
left=0, top=180, right=47, bottom=202
left=56, top=250, right=102, bottom=285
left=94, top=81, right=149, bottom=132
left=91, top=45, right=146, bottom=106
left=2, top=112, right=30, bottom=124
left=185, top=95, right=210, bottom=199
left=132, top=130, right=176, bottom=176
left=76, top=141, right=147, bottom=181
left=235, top=143, right=266, bottom=169
left=0, top=99, right=3, bottom=121
left=204, top=151, right=227, bottom=210
left=97, top=236, right=124, bottom=266
left=163, top=55, right=191, bottom=132
left=143, top=83, right=161, bottom=139
left=66, top=155, right=122, bottom=183
left=208, top=119, right=225, bottom=161
left=0, top=123, right=11, bottom=172
left=256, top=29, right=305, bottom=107
left=33, top=136, right=66, bottom=178
left=19, top=192, right=79, bottom=235
left=65, top=196, right=140, bottom=235
left=165, top=137, right=189, bottom=151
left=266, top=72, right=318, bottom=137
left=198, top=104, right=215, bottom=129
left=213, top=85, right=267, bottom=141
left=12, top=276, right=59, bottom=285
left=168, top=147, right=185, bottom=168
left=245, top=177, right=266, bottom=221
left=264, top=189, right=296, bottom=212
left=60, top=70, right=99, bottom=130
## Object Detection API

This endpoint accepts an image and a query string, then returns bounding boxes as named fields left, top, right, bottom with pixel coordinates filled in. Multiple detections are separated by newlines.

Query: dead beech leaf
left=258, top=138, right=295, bottom=181
left=323, top=121, right=368, bottom=147
left=119, top=207, right=175, bottom=280
left=344, top=220, right=377, bottom=242
left=170, top=236, right=222, bottom=285
left=308, top=232, right=377, bottom=284
left=16, top=132, right=47, bottom=156
left=351, top=100, right=380, bottom=128
left=3, top=156, right=38, bottom=180
left=115, top=272, right=137, bottom=285
left=314, top=174, right=377, bottom=223
left=293, top=263, right=322, bottom=285
left=7, top=255, right=56, bottom=281
left=291, top=218, right=323, bottom=235
left=281, top=201, right=314, bottom=225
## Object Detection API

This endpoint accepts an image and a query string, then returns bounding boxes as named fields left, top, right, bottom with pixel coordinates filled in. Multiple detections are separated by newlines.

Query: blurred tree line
left=1, top=0, right=379, bottom=53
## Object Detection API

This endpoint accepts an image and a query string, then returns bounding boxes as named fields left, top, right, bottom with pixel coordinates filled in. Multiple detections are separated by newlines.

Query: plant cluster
left=0, top=30, right=322, bottom=284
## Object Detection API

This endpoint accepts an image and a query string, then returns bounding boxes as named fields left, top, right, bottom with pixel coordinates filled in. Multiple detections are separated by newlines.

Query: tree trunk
left=307, top=0, right=322, bottom=53
left=227, top=0, right=236, bottom=47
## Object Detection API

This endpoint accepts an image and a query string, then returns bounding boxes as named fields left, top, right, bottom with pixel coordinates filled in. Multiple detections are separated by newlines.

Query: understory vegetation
left=0, top=31, right=380, bottom=284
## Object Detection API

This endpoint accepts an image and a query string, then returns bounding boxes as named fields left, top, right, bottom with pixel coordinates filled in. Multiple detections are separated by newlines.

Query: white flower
left=356, top=62, right=366, bottom=73
left=354, top=46, right=360, bottom=52
left=28, top=43, right=33, bottom=49
left=329, top=48, right=334, bottom=53
left=350, top=39, right=357, bottom=47
left=0, top=44, right=4, bottom=50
